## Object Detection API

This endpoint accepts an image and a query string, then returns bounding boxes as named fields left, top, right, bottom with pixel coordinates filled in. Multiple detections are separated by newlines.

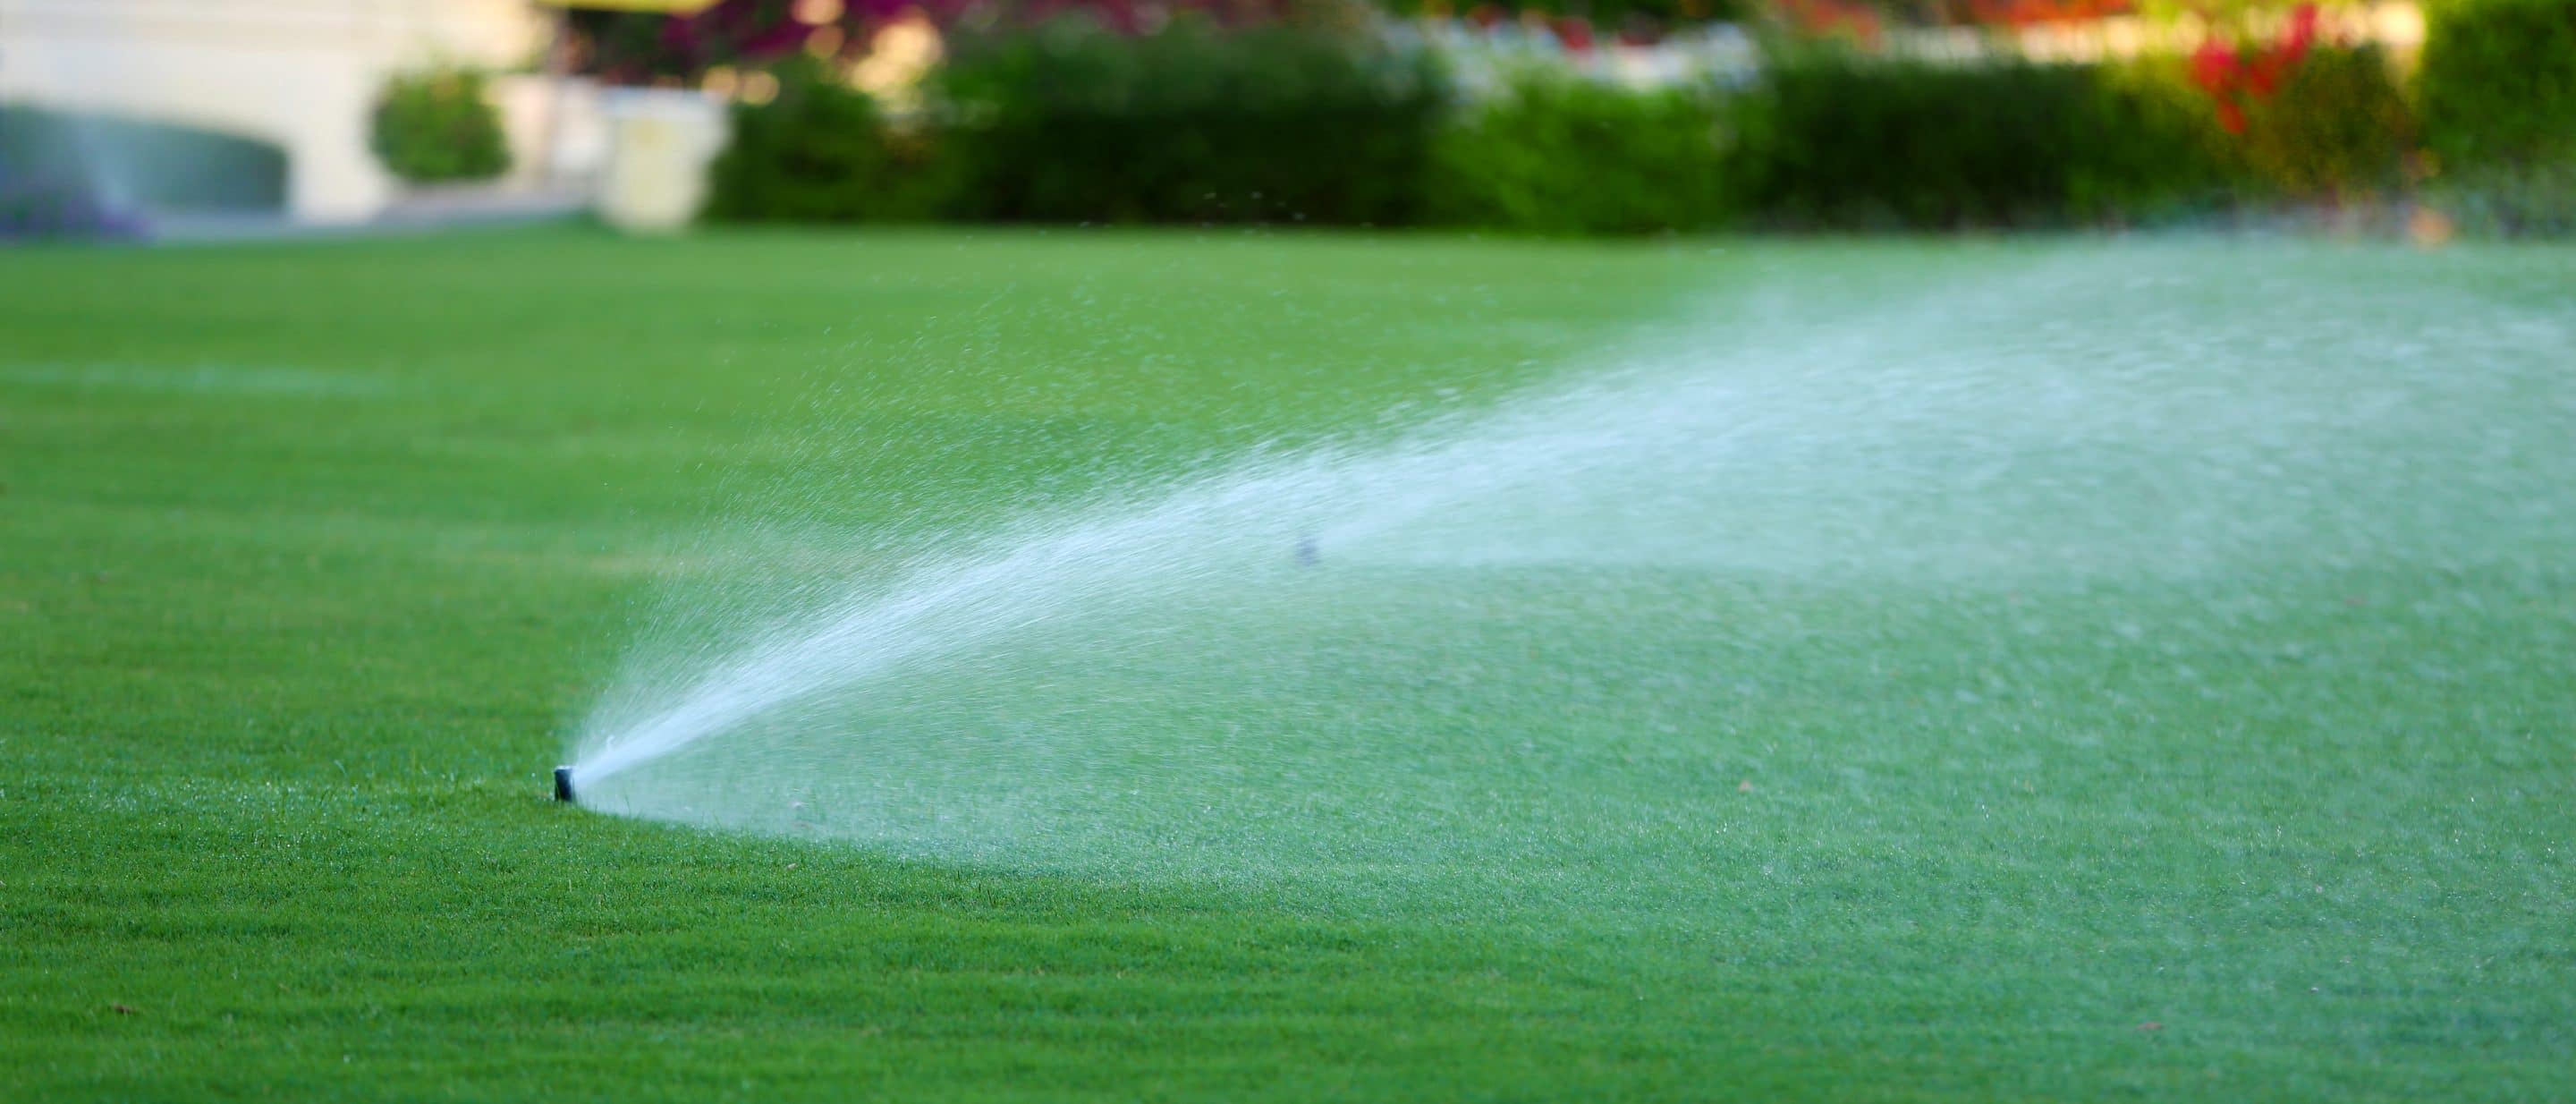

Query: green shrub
left=931, top=18, right=1449, bottom=225
left=1733, top=47, right=2225, bottom=229
left=2418, top=0, right=2576, bottom=172
left=703, top=61, right=952, bottom=223
left=2417, top=0, right=2575, bottom=234
left=2102, top=45, right=2417, bottom=209
left=369, top=68, right=509, bottom=183
left=2092, top=56, right=2260, bottom=207
left=1428, top=71, right=1734, bottom=234
left=2237, top=46, right=2414, bottom=201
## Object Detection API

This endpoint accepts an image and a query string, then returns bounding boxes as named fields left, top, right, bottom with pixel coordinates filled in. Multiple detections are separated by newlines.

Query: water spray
left=558, top=253, right=2576, bottom=886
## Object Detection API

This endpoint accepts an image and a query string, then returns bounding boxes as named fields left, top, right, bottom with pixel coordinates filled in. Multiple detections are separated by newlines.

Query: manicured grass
left=2, top=228, right=2571, bottom=1101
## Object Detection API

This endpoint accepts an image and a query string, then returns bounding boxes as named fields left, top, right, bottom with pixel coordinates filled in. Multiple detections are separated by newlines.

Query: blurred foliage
left=695, top=4, right=2508, bottom=234
left=1756, top=0, right=2155, bottom=32
left=2235, top=46, right=2412, bottom=200
left=369, top=69, right=511, bottom=184
left=577, top=0, right=893, bottom=81
left=2126, top=0, right=2333, bottom=30
left=924, top=16, right=1448, bottom=225
left=2087, top=56, right=2257, bottom=208
left=2412, top=0, right=2576, bottom=236
left=573, top=0, right=1363, bottom=81
left=2102, top=43, right=2417, bottom=209
left=1383, top=0, right=1751, bottom=30
left=1428, top=70, right=1735, bottom=234
left=1732, top=47, right=2226, bottom=227
left=703, top=58, right=953, bottom=222
left=2417, top=0, right=2576, bottom=171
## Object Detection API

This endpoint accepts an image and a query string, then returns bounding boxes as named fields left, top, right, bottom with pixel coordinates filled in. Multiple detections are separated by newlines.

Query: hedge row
left=709, top=29, right=1443, bottom=226
left=705, top=3, right=2573, bottom=235
left=2417, top=0, right=2576, bottom=234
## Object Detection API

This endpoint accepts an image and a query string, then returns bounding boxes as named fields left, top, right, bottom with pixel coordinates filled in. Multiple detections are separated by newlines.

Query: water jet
left=562, top=250, right=2576, bottom=902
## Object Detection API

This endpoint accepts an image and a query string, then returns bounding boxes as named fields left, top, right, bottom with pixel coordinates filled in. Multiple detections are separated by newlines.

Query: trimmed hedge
left=2417, top=0, right=2576, bottom=234
left=1429, top=70, right=1734, bottom=234
left=704, top=60, right=950, bottom=223
left=2236, top=46, right=2413, bottom=201
left=703, top=22, right=2529, bottom=234
left=2419, top=0, right=2576, bottom=172
left=1733, top=47, right=2228, bottom=229
left=928, top=19, right=1447, bottom=225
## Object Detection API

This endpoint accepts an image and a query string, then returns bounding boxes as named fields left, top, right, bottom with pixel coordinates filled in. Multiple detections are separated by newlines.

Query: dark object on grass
left=554, top=766, right=575, bottom=803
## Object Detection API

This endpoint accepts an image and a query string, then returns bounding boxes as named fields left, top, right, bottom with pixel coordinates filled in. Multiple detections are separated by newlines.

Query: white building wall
left=0, top=0, right=550, bottom=222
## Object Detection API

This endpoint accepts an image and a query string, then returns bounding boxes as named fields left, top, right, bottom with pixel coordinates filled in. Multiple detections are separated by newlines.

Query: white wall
left=0, top=0, right=550, bottom=222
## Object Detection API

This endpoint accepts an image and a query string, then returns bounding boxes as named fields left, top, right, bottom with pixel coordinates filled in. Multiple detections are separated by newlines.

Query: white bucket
left=594, top=87, right=729, bottom=233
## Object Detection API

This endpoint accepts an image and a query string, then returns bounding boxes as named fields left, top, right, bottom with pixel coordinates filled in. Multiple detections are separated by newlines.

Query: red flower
left=1555, top=15, right=1595, bottom=51
left=2190, top=37, right=2239, bottom=95
left=2188, top=3, right=2322, bottom=137
left=2282, top=2, right=2321, bottom=54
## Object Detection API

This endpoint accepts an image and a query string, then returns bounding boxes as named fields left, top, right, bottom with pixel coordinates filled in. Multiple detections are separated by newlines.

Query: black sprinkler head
left=554, top=766, right=575, bottom=803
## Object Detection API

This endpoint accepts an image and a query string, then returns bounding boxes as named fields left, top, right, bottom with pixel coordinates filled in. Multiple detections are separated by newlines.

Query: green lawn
left=3, top=228, right=2571, bottom=1101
